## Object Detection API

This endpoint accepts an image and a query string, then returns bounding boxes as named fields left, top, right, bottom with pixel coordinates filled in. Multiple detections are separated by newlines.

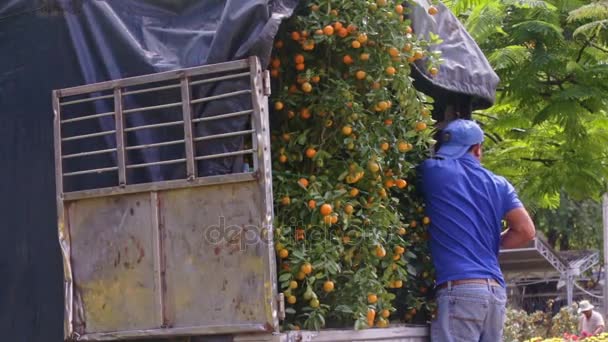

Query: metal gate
left=53, top=57, right=278, bottom=340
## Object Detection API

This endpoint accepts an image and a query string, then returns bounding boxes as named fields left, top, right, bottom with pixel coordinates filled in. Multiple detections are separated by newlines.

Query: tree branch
left=521, top=157, right=558, bottom=166
left=591, top=43, right=608, bottom=54
left=577, top=32, right=598, bottom=63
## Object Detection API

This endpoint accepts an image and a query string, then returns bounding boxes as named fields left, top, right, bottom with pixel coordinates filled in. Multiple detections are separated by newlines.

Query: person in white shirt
left=578, top=300, right=605, bottom=337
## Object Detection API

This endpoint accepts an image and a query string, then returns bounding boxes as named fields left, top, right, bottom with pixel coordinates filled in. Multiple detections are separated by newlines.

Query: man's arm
left=500, top=207, right=536, bottom=249
left=593, top=312, right=605, bottom=335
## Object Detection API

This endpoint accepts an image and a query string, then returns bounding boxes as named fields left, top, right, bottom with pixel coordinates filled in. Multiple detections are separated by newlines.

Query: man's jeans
left=431, top=283, right=507, bottom=342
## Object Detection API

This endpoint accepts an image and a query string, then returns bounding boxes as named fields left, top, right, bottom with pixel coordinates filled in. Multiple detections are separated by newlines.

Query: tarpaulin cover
left=0, top=0, right=496, bottom=340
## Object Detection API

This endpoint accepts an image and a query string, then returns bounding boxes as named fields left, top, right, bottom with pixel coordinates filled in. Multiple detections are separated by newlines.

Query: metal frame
left=53, top=57, right=278, bottom=340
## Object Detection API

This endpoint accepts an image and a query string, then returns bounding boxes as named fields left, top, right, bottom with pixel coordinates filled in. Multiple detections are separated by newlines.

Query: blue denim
left=431, top=283, right=507, bottom=342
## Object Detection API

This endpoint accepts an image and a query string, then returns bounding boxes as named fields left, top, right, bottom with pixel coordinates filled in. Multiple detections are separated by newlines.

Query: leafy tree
left=445, top=0, right=608, bottom=249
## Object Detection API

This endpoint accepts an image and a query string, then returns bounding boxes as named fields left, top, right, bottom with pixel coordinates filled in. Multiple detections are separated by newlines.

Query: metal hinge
left=263, top=70, right=272, bottom=96
left=277, top=293, right=285, bottom=320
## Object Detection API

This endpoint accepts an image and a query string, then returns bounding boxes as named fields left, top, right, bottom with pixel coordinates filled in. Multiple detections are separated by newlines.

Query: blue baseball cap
left=436, top=119, right=485, bottom=159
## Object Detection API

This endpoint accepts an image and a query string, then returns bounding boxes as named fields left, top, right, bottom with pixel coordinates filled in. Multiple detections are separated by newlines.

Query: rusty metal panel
left=161, top=183, right=270, bottom=328
left=54, top=58, right=278, bottom=340
left=67, top=193, right=160, bottom=334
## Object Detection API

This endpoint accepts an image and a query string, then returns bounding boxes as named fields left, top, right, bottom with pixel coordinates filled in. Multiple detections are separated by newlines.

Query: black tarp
left=0, top=1, right=297, bottom=341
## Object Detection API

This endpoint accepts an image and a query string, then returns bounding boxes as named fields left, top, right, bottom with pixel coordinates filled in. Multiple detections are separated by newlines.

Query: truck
left=0, top=1, right=499, bottom=341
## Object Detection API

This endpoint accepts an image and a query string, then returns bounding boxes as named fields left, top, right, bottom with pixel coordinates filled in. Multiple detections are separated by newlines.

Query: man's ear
left=471, top=144, right=482, bottom=158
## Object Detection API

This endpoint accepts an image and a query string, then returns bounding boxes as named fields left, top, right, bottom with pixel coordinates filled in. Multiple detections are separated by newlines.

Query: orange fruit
left=403, top=43, right=413, bottom=52
left=282, top=133, right=290, bottom=141
left=377, top=0, right=387, bottom=6
left=289, top=280, right=298, bottom=289
left=405, top=26, right=413, bottom=34
left=311, top=75, right=320, bottom=83
left=315, top=29, right=324, bottom=36
left=423, top=216, right=431, bottom=225
left=310, top=298, right=320, bottom=308
left=334, top=22, right=344, bottom=30
left=430, top=67, right=439, bottom=76
left=301, top=262, right=313, bottom=275
left=337, top=28, right=348, bottom=38
left=287, top=295, right=297, bottom=304
left=384, top=118, right=393, bottom=126
left=428, top=5, right=439, bottom=15
left=291, top=31, right=301, bottom=41
left=323, top=25, right=334, bottom=35
left=298, top=178, right=309, bottom=188
left=410, top=220, right=418, bottom=228
left=281, top=196, right=291, bottom=206
left=380, top=142, right=390, bottom=151
left=351, top=40, right=361, bottom=49
left=279, top=249, right=289, bottom=258
left=300, top=108, right=311, bottom=120
left=279, top=154, right=288, bottom=163
left=393, top=280, right=403, bottom=288
left=301, top=82, right=313, bottom=93
left=422, top=107, right=431, bottom=117
left=320, top=203, right=333, bottom=216
left=414, top=50, right=424, bottom=60
left=296, top=271, right=306, bottom=280
left=386, top=66, right=396, bottom=76
left=368, top=161, right=380, bottom=173
left=349, top=188, right=359, bottom=197
left=394, top=246, right=405, bottom=254
left=377, top=318, right=388, bottom=328
left=375, top=245, right=386, bottom=258
left=367, top=309, right=376, bottom=327
left=330, top=9, right=339, bottom=16
left=356, top=70, right=367, bottom=80
left=323, top=280, right=335, bottom=293
left=308, top=199, right=317, bottom=209
left=360, top=53, right=370, bottom=61
left=305, top=147, right=317, bottom=158
left=397, top=141, right=412, bottom=152
left=343, top=55, right=354, bottom=65
left=294, top=54, right=305, bottom=64
left=287, top=110, right=295, bottom=119
left=271, top=58, right=281, bottom=68
left=396, top=179, right=407, bottom=189
left=330, top=214, right=339, bottom=224
left=357, top=33, right=368, bottom=43
left=274, top=101, right=284, bottom=111
left=384, top=179, right=394, bottom=188
left=388, top=47, right=400, bottom=57
left=347, top=24, right=357, bottom=33
left=378, top=101, right=389, bottom=111
left=415, top=121, right=427, bottom=131
left=344, top=204, right=354, bottom=215
left=395, top=4, right=404, bottom=14
left=295, top=63, right=305, bottom=71
left=270, top=69, right=280, bottom=78
left=342, top=125, right=353, bottom=136
left=274, top=40, right=284, bottom=49
left=310, top=4, right=320, bottom=11
left=367, top=293, right=378, bottom=304
left=381, top=309, right=390, bottom=318
left=342, top=235, right=351, bottom=244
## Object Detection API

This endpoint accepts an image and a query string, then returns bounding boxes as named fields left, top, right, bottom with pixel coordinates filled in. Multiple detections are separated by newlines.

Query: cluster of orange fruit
left=269, top=0, right=439, bottom=331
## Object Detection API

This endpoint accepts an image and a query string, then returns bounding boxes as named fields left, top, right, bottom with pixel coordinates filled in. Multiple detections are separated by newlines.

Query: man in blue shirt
left=419, top=119, right=535, bottom=341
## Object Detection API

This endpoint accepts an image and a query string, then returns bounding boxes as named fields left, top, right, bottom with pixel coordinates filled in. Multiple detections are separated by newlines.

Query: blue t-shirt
left=419, top=154, right=522, bottom=287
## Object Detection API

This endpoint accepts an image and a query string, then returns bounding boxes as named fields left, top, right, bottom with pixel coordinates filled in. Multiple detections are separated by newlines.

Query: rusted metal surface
left=54, top=57, right=278, bottom=340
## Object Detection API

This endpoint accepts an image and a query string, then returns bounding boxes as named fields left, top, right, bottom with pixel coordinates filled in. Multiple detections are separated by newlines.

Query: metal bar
left=57, top=59, right=250, bottom=97
left=62, top=172, right=256, bottom=201
left=190, top=89, right=251, bottom=105
left=181, top=77, right=196, bottom=178
left=193, top=130, right=255, bottom=142
left=62, top=148, right=117, bottom=160
left=60, top=111, right=115, bottom=124
left=74, top=324, right=270, bottom=341
left=126, top=158, right=186, bottom=170
left=122, top=83, right=180, bottom=96
left=114, top=88, right=127, bottom=185
left=63, top=166, right=119, bottom=177
left=189, top=71, right=250, bottom=86
left=61, top=130, right=116, bottom=142
left=124, top=120, right=184, bottom=133
left=248, top=56, right=278, bottom=331
left=125, top=139, right=185, bottom=151
left=53, top=90, right=74, bottom=338
left=150, top=192, right=165, bottom=327
left=192, top=110, right=253, bottom=123
left=195, top=149, right=255, bottom=161
left=60, top=93, right=115, bottom=106
left=123, top=101, right=182, bottom=115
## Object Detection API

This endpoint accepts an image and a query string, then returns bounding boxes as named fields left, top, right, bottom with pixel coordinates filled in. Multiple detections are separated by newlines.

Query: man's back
left=420, top=154, right=522, bottom=287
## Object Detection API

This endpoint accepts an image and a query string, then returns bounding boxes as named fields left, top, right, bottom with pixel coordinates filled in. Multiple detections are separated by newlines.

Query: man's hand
left=500, top=207, right=536, bottom=249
